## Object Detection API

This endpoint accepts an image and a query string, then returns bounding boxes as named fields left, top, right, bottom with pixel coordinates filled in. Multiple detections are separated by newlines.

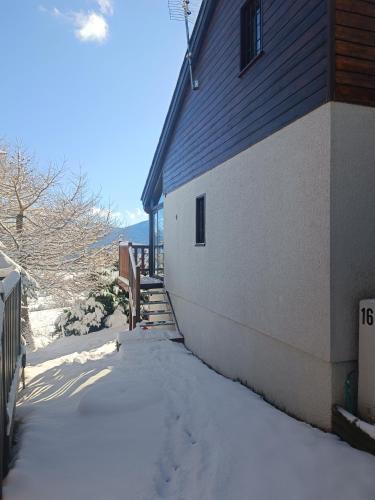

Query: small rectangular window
left=195, top=195, right=205, bottom=245
left=240, top=0, right=262, bottom=71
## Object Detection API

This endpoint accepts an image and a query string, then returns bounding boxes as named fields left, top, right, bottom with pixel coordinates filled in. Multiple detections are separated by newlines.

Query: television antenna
left=168, top=0, right=200, bottom=90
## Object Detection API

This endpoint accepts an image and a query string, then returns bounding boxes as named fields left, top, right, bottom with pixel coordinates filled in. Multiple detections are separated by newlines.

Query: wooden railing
left=128, top=245, right=141, bottom=330
left=119, top=243, right=149, bottom=279
left=119, top=242, right=131, bottom=284
left=132, top=244, right=150, bottom=276
left=153, top=244, right=164, bottom=278
left=0, top=271, right=24, bottom=484
left=119, top=242, right=150, bottom=329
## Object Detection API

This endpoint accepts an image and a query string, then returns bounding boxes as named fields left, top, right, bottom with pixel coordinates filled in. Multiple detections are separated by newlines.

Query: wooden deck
left=140, top=276, right=164, bottom=290
left=332, top=406, right=375, bottom=457
left=118, top=275, right=163, bottom=291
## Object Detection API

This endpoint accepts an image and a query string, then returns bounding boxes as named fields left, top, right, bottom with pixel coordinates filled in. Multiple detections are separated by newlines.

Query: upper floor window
left=240, top=0, right=262, bottom=71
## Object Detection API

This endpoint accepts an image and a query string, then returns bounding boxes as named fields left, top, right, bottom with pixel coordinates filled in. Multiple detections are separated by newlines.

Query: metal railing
left=0, top=271, right=23, bottom=485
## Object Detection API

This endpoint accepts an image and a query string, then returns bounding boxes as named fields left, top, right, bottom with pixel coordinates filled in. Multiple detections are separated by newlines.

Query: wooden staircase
left=118, top=242, right=183, bottom=342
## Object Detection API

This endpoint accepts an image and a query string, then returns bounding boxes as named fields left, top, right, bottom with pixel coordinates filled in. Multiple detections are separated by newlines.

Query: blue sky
left=1, top=0, right=199, bottom=226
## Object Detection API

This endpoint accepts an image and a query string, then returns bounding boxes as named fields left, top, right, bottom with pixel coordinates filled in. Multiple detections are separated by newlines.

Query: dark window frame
left=195, top=194, right=206, bottom=246
left=240, top=0, right=263, bottom=73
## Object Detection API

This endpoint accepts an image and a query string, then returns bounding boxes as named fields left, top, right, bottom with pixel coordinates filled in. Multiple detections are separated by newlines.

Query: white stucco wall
left=331, top=103, right=375, bottom=363
left=164, top=102, right=372, bottom=429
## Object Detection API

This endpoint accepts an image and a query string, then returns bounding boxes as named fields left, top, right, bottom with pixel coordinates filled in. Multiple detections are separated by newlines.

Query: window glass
left=241, top=0, right=262, bottom=70
left=153, top=206, right=164, bottom=276
left=196, top=195, right=205, bottom=245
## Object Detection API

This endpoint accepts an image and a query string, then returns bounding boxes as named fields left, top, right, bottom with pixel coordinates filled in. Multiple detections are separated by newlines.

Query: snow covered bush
left=93, top=282, right=128, bottom=317
left=55, top=280, right=128, bottom=336
left=104, top=307, right=128, bottom=329
left=55, top=297, right=106, bottom=336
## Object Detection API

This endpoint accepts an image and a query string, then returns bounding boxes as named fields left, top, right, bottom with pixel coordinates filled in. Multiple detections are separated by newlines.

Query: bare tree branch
left=0, top=143, right=117, bottom=302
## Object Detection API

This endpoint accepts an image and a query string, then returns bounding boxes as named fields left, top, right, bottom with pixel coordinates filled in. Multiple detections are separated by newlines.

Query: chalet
left=120, top=0, right=375, bottom=430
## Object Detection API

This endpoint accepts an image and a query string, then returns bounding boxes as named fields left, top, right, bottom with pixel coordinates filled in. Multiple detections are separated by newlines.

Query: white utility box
left=358, top=299, right=375, bottom=423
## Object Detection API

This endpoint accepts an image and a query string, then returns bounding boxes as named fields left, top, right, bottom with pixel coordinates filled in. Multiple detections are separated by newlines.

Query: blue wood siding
left=163, top=0, right=329, bottom=194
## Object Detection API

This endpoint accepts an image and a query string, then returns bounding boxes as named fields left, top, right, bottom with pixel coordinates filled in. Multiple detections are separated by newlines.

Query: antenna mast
left=168, top=0, right=199, bottom=91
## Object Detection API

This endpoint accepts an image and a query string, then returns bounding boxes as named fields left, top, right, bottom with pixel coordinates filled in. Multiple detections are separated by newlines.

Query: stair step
left=140, top=320, right=176, bottom=328
left=141, top=310, right=171, bottom=318
left=140, top=289, right=166, bottom=296
left=141, top=300, right=169, bottom=306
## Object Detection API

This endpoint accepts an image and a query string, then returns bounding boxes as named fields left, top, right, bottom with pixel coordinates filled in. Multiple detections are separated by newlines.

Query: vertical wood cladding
left=163, top=0, right=329, bottom=194
left=335, top=0, right=375, bottom=106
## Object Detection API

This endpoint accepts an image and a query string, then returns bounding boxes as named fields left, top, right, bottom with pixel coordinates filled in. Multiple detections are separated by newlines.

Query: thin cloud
left=93, top=207, right=123, bottom=226
left=97, top=0, right=114, bottom=16
left=74, top=12, right=108, bottom=43
left=39, top=3, right=112, bottom=44
left=125, top=209, right=148, bottom=226
left=93, top=207, right=122, bottom=218
left=52, top=7, right=62, bottom=16
left=92, top=207, right=110, bottom=217
left=38, top=5, right=62, bottom=17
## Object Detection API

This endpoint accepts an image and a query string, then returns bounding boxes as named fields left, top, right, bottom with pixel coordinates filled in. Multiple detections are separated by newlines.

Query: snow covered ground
left=29, top=307, right=63, bottom=350
left=4, top=329, right=375, bottom=500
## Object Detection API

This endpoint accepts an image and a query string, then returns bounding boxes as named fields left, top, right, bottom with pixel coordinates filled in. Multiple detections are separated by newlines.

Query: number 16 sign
left=359, top=299, right=375, bottom=423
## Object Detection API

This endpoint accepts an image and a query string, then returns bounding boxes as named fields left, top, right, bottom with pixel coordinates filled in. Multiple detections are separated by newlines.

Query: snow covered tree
left=0, top=145, right=117, bottom=346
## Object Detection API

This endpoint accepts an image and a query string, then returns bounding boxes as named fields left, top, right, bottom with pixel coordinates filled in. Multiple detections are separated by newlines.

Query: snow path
left=4, top=330, right=375, bottom=500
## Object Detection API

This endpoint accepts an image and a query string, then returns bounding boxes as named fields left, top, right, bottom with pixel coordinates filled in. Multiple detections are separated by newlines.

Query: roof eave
left=141, top=0, right=217, bottom=212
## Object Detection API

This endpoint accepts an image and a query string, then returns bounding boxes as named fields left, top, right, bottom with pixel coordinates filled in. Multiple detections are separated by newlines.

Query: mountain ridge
left=95, top=220, right=149, bottom=247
